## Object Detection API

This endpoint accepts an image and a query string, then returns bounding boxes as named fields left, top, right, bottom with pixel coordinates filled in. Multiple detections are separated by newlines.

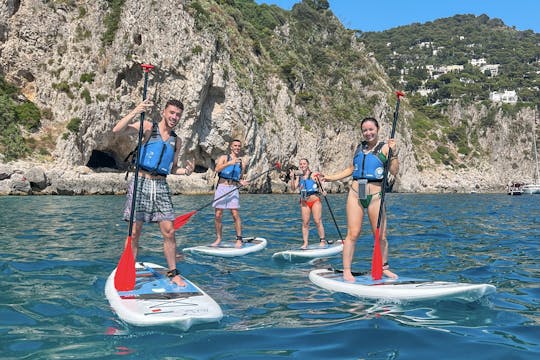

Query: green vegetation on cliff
left=360, top=14, right=539, bottom=167
left=0, top=76, right=42, bottom=161
left=187, top=0, right=388, bottom=125
left=360, top=14, right=540, bottom=106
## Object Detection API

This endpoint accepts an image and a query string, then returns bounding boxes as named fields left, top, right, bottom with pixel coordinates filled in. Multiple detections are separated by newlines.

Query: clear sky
left=256, top=0, right=540, bottom=33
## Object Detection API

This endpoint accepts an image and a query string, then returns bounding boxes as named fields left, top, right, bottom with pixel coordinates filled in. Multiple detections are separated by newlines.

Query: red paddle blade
left=114, top=236, right=136, bottom=291
left=173, top=210, right=198, bottom=230
left=371, top=229, right=383, bottom=280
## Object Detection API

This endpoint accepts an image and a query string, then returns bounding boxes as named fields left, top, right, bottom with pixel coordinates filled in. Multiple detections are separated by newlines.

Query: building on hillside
left=480, top=64, right=500, bottom=76
left=417, top=41, right=433, bottom=48
left=425, top=64, right=463, bottom=79
left=417, top=88, right=435, bottom=96
left=441, top=65, right=464, bottom=73
left=470, top=58, right=487, bottom=66
left=489, top=90, right=518, bottom=103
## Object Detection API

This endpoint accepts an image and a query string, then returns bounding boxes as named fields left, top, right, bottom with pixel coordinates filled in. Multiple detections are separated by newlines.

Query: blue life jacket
left=299, top=173, right=318, bottom=199
left=218, top=155, right=242, bottom=181
left=352, top=141, right=386, bottom=181
left=138, top=122, right=176, bottom=176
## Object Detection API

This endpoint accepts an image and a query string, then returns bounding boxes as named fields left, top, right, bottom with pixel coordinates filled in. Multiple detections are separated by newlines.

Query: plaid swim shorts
left=123, top=176, right=175, bottom=223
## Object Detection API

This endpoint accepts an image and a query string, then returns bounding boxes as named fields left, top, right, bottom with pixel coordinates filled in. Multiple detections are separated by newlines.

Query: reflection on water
left=0, top=194, right=539, bottom=358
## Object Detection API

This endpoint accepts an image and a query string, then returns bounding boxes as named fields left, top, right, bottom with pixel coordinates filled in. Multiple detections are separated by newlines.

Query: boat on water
left=523, top=183, right=540, bottom=194
left=507, top=182, right=524, bottom=195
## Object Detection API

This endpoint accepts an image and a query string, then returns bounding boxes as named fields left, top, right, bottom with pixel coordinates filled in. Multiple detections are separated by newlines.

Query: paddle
left=314, top=176, right=343, bottom=244
left=114, top=63, right=155, bottom=291
left=371, top=90, right=404, bottom=280
left=173, top=162, right=282, bottom=230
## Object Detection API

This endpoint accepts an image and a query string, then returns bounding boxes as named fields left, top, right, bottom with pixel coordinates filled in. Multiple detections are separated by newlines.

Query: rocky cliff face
left=0, top=0, right=537, bottom=195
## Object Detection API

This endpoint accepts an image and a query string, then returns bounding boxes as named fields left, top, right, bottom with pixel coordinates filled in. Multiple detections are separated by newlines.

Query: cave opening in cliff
left=194, top=165, right=208, bottom=173
left=86, top=150, right=118, bottom=170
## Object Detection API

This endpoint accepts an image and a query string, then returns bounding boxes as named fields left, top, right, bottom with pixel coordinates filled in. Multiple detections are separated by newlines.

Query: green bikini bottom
left=359, top=192, right=381, bottom=209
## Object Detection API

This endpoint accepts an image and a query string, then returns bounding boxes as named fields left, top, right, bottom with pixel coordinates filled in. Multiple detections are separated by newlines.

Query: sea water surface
left=0, top=193, right=539, bottom=359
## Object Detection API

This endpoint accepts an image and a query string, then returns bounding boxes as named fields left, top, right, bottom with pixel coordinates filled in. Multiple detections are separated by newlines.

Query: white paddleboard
left=105, top=262, right=223, bottom=328
left=272, top=240, right=343, bottom=261
left=309, top=268, right=496, bottom=302
left=183, top=237, right=267, bottom=257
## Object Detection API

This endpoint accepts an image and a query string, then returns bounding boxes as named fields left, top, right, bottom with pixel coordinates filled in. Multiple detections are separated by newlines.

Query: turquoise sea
left=0, top=193, right=539, bottom=359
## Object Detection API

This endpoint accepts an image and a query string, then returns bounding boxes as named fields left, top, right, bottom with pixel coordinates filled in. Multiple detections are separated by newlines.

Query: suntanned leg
left=311, top=200, right=326, bottom=246
left=231, top=209, right=243, bottom=248
left=212, top=208, right=224, bottom=246
left=367, top=197, right=398, bottom=279
left=300, top=204, right=311, bottom=249
left=160, top=220, right=186, bottom=287
left=343, top=191, right=363, bottom=282
left=380, top=216, right=398, bottom=279
left=130, top=221, right=144, bottom=260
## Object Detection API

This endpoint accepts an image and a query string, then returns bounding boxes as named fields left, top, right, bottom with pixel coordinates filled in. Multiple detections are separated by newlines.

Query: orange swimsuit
left=301, top=197, right=321, bottom=209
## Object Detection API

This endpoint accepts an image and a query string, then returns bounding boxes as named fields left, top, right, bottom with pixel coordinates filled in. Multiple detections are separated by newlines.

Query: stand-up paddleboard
left=183, top=237, right=267, bottom=257
left=105, top=262, right=223, bottom=328
left=309, top=268, right=496, bottom=302
left=272, top=240, right=343, bottom=261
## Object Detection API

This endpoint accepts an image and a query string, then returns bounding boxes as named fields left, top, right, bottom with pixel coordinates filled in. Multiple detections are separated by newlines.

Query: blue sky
left=256, top=0, right=540, bottom=33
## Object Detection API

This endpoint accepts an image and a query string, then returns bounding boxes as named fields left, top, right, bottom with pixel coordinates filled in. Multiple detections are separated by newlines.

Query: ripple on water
left=0, top=194, right=538, bottom=359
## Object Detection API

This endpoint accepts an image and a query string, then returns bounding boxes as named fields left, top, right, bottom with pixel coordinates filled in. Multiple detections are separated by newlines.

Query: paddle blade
left=173, top=210, right=197, bottom=230
left=371, top=229, right=383, bottom=280
left=114, top=236, right=136, bottom=291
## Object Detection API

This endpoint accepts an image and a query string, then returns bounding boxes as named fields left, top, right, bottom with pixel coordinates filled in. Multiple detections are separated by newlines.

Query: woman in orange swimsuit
left=290, top=159, right=326, bottom=249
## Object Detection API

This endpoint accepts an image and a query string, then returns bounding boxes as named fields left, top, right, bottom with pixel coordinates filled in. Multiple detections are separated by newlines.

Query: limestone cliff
left=0, top=0, right=537, bottom=195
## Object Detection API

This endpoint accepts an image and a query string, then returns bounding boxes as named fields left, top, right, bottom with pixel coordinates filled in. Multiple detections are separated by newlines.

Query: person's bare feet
left=342, top=269, right=355, bottom=282
left=210, top=239, right=221, bottom=247
left=383, top=269, right=399, bottom=279
left=171, top=274, right=186, bottom=287
left=235, top=240, right=243, bottom=248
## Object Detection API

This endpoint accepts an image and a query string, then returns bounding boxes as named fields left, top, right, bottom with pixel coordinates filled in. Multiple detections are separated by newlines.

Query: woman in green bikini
left=319, top=117, right=399, bottom=281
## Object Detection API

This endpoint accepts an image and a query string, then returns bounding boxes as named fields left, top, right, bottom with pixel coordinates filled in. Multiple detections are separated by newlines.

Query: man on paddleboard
left=113, top=99, right=194, bottom=287
left=211, top=139, right=249, bottom=248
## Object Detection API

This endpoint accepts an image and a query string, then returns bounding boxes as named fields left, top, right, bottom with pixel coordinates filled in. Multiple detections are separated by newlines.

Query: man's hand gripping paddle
left=114, top=64, right=154, bottom=291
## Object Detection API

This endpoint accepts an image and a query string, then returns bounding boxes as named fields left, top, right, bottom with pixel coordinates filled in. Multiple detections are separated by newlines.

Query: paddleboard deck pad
left=183, top=237, right=267, bottom=257
left=105, top=262, right=223, bottom=328
left=272, top=240, right=343, bottom=261
left=309, top=268, right=496, bottom=302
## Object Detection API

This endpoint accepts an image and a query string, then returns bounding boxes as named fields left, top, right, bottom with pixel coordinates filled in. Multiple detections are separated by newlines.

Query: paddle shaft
left=114, top=64, right=154, bottom=291
left=315, top=177, right=343, bottom=241
left=127, top=64, right=154, bottom=236
left=371, top=91, right=403, bottom=280
left=205, top=167, right=276, bottom=209
left=376, top=92, right=403, bottom=229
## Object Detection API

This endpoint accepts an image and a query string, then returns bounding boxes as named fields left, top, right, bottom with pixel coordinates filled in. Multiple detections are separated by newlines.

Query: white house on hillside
left=489, top=90, right=518, bottom=103
left=470, top=58, right=487, bottom=66
left=481, top=64, right=500, bottom=76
